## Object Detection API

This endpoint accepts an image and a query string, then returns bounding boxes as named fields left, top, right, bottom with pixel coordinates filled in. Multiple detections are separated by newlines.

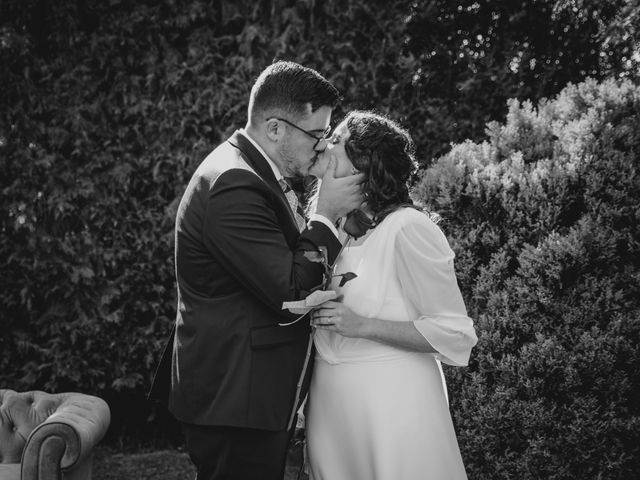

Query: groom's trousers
left=181, top=422, right=292, bottom=480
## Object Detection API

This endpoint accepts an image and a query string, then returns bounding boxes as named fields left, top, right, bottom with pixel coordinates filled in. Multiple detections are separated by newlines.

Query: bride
left=305, top=111, right=478, bottom=480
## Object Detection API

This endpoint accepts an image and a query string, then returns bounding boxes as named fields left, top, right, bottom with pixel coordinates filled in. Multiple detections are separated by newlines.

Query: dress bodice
left=314, top=218, right=413, bottom=364
left=313, top=208, right=478, bottom=366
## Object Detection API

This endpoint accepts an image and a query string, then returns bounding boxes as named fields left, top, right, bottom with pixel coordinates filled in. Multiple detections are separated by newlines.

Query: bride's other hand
left=312, top=300, right=438, bottom=353
left=311, top=300, right=367, bottom=338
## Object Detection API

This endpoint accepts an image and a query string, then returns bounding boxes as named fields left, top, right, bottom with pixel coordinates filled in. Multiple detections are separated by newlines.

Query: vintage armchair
left=0, top=389, right=111, bottom=480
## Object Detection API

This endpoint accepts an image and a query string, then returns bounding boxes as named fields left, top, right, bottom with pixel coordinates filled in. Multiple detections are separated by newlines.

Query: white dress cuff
left=413, top=315, right=478, bottom=366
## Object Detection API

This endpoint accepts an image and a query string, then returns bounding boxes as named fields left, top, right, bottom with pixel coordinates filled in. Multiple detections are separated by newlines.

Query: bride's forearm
left=359, top=318, right=437, bottom=353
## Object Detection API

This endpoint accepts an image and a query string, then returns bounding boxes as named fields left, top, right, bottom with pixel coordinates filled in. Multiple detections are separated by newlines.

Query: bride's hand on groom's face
left=315, top=155, right=365, bottom=223
left=311, top=301, right=364, bottom=338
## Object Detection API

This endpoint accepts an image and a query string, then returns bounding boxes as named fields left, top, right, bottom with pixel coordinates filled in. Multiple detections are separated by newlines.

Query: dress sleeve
left=395, top=214, right=478, bottom=366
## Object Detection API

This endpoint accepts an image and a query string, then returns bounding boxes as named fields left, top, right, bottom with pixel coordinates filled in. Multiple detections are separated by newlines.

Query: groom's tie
left=280, top=178, right=306, bottom=232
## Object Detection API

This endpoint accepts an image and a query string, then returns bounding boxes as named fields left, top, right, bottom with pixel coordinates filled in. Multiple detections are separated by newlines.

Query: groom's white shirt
left=240, top=128, right=340, bottom=239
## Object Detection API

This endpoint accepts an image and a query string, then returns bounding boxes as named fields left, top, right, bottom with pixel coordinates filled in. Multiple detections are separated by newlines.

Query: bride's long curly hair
left=343, top=111, right=420, bottom=224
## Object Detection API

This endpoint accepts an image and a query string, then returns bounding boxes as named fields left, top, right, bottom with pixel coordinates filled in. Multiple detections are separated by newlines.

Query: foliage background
left=416, top=78, right=640, bottom=478
left=1, top=0, right=639, bottom=477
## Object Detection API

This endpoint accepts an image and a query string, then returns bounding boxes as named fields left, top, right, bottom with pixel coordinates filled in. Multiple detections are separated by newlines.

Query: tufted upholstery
left=0, top=389, right=110, bottom=480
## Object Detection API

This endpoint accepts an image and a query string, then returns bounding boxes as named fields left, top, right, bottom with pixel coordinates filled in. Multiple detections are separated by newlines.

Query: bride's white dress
left=306, top=208, right=478, bottom=480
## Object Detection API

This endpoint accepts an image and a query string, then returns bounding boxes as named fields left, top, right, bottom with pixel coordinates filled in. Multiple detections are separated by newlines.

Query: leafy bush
left=415, top=78, right=640, bottom=479
left=403, top=0, right=640, bottom=160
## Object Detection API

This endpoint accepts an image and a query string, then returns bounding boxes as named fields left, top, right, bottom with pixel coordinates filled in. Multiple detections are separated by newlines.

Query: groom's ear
left=265, top=118, right=282, bottom=142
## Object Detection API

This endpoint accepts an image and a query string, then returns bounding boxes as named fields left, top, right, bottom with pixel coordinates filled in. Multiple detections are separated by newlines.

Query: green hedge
left=416, top=78, right=640, bottom=478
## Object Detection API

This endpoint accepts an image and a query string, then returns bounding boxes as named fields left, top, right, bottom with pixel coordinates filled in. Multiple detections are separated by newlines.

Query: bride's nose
left=323, top=140, right=336, bottom=153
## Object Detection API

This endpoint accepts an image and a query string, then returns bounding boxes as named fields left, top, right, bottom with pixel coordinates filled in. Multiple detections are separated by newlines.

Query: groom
left=149, top=61, right=364, bottom=479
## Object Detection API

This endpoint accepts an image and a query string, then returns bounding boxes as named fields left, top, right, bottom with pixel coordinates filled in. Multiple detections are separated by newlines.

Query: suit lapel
left=228, top=131, right=281, bottom=189
left=228, top=131, right=300, bottom=233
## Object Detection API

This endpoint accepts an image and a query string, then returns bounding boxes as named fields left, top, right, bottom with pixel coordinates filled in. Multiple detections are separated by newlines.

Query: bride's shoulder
left=386, top=207, right=439, bottom=230
left=384, top=207, right=449, bottom=247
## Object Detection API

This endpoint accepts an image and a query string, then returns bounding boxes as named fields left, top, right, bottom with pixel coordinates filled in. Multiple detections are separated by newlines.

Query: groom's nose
left=314, top=137, right=329, bottom=153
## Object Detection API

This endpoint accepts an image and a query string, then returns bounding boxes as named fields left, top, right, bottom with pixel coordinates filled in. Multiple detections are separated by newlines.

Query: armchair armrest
left=20, top=394, right=110, bottom=480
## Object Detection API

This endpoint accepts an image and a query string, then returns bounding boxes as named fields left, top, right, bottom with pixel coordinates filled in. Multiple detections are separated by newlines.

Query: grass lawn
left=92, top=445, right=307, bottom=480
left=92, top=447, right=195, bottom=480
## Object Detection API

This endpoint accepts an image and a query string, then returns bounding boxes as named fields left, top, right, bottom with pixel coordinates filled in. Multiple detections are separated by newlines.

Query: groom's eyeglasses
left=268, top=117, right=332, bottom=151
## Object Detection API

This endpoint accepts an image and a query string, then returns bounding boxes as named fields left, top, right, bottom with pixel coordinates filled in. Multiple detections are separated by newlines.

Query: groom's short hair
left=248, top=61, right=340, bottom=123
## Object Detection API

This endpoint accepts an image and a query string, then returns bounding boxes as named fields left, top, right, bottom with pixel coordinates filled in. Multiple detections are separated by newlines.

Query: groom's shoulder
left=197, top=141, right=253, bottom=177
left=187, top=140, right=261, bottom=191
left=179, top=141, right=262, bottom=202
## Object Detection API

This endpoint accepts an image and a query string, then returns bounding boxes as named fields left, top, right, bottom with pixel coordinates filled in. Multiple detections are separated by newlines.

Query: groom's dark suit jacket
left=150, top=131, right=341, bottom=432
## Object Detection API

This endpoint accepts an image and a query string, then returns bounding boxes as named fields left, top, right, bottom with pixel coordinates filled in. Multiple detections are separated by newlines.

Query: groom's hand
left=315, top=155, right=365, bottom=224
